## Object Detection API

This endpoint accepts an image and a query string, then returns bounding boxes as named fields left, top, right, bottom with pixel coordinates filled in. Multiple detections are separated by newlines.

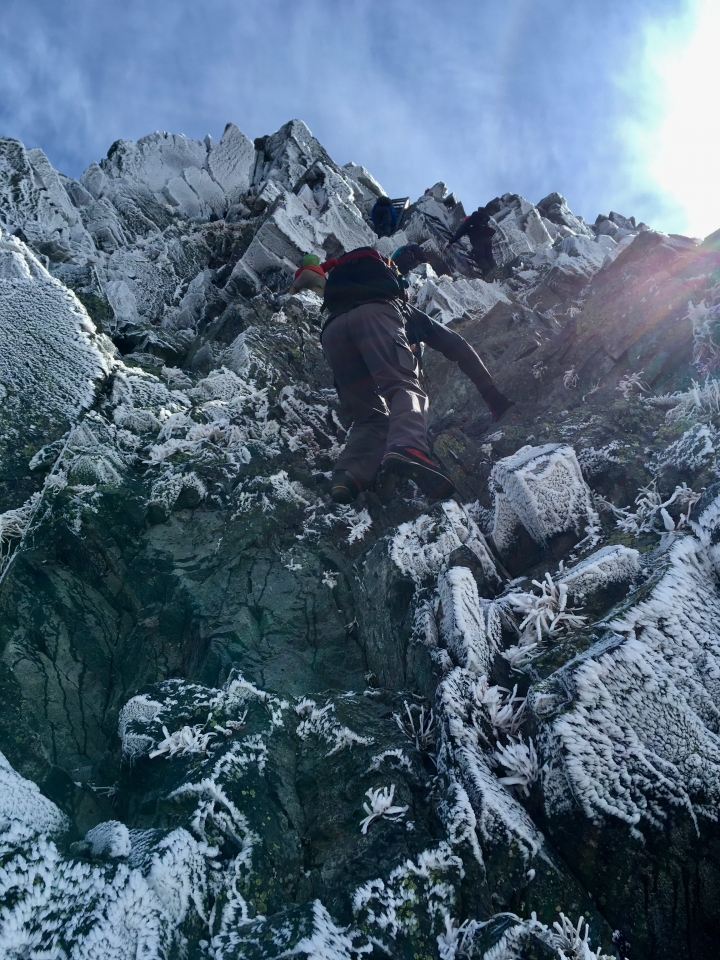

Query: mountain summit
left=0, top=119, right=719, bottom=960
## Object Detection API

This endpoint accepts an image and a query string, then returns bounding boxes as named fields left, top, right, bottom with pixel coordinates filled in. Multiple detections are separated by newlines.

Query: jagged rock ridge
left=0, top=118, right=720, bottom=959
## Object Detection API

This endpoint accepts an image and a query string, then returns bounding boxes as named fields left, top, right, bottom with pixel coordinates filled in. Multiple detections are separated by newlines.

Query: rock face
left=0, top=119, right=720, bottom=960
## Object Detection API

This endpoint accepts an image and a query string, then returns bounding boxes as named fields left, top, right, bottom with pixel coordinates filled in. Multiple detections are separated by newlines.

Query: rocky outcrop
left=0, top=118, right=719, bottom=960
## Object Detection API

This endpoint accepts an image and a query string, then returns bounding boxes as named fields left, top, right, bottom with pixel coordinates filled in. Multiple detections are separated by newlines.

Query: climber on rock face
left=370, top=196, right=398, bottom=237
left=288, top=254, right=327, bottom=296
left=319, top=246, right=513, bottom=505
left=448, top=206, right=497, bottom=275
left=391, top=242, right=429, bottom=276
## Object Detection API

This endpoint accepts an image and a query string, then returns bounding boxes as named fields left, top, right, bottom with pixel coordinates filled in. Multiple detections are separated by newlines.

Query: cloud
left=0, top=0, right=694, bottom=232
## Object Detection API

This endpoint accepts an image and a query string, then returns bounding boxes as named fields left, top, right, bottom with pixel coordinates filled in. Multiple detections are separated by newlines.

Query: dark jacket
left=371, top=199, right=398, bottom=236
left=450, top=209, right=496, bottom=247
left=403, top=304, right=493, bottom=393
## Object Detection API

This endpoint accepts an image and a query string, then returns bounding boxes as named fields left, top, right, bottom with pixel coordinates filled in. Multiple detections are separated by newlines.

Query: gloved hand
left=479, top=384, right=514, bottom=421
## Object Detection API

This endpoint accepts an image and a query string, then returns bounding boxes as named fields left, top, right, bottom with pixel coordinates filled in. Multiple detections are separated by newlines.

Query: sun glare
left=644, top=0, right=720, bottom=239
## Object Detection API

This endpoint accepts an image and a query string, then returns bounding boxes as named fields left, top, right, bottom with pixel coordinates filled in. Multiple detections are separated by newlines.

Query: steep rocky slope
left=1, top=119, right=720, bottom=960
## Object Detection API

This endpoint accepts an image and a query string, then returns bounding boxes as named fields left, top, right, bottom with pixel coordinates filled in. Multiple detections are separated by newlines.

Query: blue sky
left=1, top=0, right=712, bottom=235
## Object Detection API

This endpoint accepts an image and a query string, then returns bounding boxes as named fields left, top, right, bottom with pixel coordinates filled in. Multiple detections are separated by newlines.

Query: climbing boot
left=382, top=447, right=456, bottom=500
left=331, top=470, right=363, bottom=504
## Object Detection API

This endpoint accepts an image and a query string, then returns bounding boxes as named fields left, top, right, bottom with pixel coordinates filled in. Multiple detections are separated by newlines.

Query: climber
left=288, top=254, right=327, bottom=296
left=370, top=196, right=398, bottom=237
left=391, top=242, right=430, bottom=276
left=448, top=206, right=496, bottom=275
left=319, top=247, right=513, bottom=504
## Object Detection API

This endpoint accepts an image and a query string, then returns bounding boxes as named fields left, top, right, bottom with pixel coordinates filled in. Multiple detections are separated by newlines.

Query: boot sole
left=331, top=484, right=358, bottom=505
left=382, top=452, right=456, bottom=500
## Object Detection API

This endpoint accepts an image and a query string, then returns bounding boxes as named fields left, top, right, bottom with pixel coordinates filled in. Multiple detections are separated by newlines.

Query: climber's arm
left=405, top=305, right=493, bottom=392
left=448, top=220, right=468, bottom=245
left=405, top=305, right=513, bottom=420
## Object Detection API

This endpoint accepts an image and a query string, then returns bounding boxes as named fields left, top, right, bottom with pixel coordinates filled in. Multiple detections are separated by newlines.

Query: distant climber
left=319, top=247, right=513, bottom=504
left=391, top=243, right=429, bottom=276
left=288, top=254, right=327, bottom=296
left=370, top=196, right=398, bottom=237
left=448, top=206, right=496, bottom=275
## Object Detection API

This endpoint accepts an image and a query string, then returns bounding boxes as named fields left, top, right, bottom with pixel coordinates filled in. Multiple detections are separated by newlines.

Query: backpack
left=323, top=248, right=406, bottom=316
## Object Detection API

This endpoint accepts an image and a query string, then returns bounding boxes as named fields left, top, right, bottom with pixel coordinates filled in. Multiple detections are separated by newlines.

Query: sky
left=0, top=0, right=717, bottom=237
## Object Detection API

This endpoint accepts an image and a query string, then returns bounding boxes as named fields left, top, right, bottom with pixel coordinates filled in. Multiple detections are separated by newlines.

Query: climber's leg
left=340, top=300, right=430, bottom=456
left=321, top=312, right=390, bottom=487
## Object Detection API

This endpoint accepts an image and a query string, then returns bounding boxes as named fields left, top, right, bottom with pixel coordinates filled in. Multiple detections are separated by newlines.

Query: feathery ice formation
left=1, top=119, right=720, bottom=960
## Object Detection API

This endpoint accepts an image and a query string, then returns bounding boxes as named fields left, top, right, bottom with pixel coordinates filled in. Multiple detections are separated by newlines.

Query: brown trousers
left=321, top=300, right=430, bottom=485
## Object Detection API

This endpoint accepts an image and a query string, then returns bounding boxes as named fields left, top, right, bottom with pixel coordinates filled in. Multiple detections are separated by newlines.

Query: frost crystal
left=475, top=680, right=527, bottom=737
left=296, top=698, right=373, bottom=756
left=507, top=573, right=586, bottom=644
left=437, top=915, right=480, bottom=959
left=391, top=500, right=499, bottom=585
left=687, top=297, right=720, bottom=375
left=477, top=911, right=614, bottom=960
left=611, top=481, right=701, bottom=535
left=439, top=566, right=497, bottom=673
left=492, top=737, right=540, bottom=797
left=359, top=784, right=410, bottom=833
left=0, top=492, right=41, bottom=576
left=616, top=372, right=650, bottom=399
left=83, top=820, right=131, bottom=859
left=563, top=367, right=578, bottom=389
left=651, top=376, right=720, bottom=422
left=148, top=723, right=218, bottom=759
left=394, top=701, right=437, bottom=752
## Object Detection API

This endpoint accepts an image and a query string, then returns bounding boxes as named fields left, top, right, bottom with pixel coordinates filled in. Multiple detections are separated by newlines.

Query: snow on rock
left=119, top=671, right=286, bottom=762
left=0, top=229, right=112, bottom=471
left=0, top=138, right=95, bottom=262
left=438, top=566, right=496, bottom=674
left=558, top=544, right=641, bottom=604
left=531, top=233, right=619, bottom=293
left=539, top=523, right=720, bottom=836
left=490, top=444, right=598, bottom=553
left=0, top=747, right=214, bottom=959
left=0, top=749, right=68, bottom=846
left=352, top=842, right=464, bottom=951
left=412, top=270, right=510, bottom=324
left=488, top=193, right=555, bottom=264
left=207, top=122, right=255, bottom=205
left=84, top=820, right=132, bottom=859
left=0, top=114, right=711, bottom=957
left=252, top=119, right=330, bottom=192
left=238, top=171, right=375, bottom=282
left=536, top=192, right=595, bottom=239
left=391, top=500, right=499, bottom=586
left=439, top=668, right=546, bottom=861
left=101, top=132, right=208, bottom=199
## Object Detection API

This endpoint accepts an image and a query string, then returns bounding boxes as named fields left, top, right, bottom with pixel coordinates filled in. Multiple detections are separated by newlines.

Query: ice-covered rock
left=0, top=138, right=95, bottom=262
left=539, top=522, right=720, bottom=837
left=413, top=270, right=511, bottom=323
left=537, top=192, right=594, bottom=238
left=207, top=122, right=255, bottom=206
left=490, top=444, right=598, bottom=555
left=0, top=229, right=112, bottom=508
